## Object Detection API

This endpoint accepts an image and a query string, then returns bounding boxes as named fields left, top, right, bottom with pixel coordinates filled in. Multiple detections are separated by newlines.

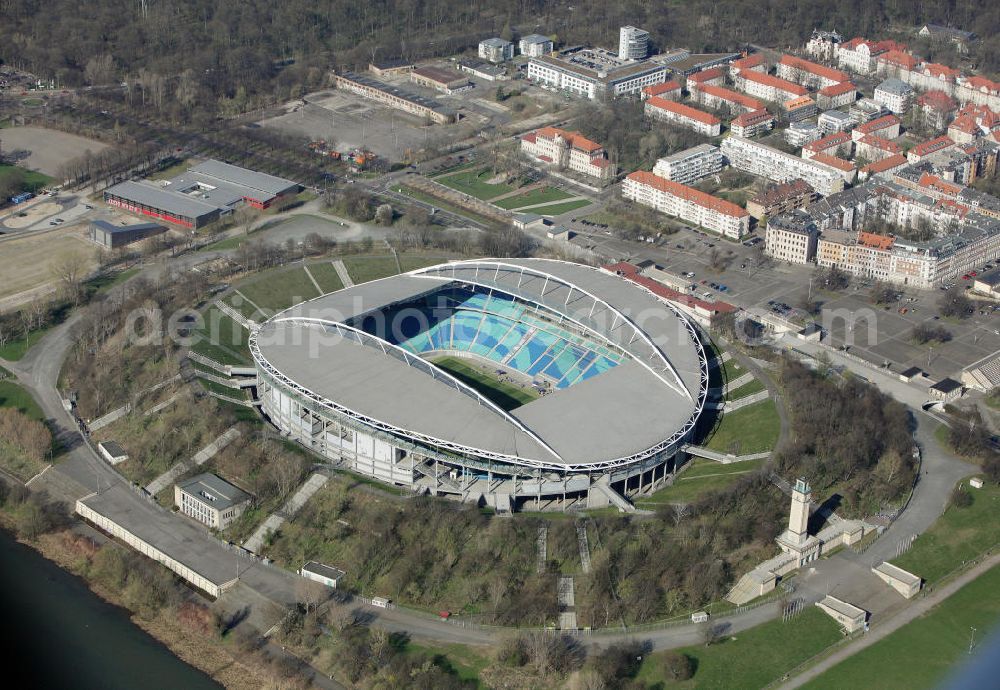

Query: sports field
left=0, top=226, right=99, bottom=305
left=524, top=199, right=591, bottom=215
left=431, top=356, right=539, bottom=411
left=494, top=186, right=573, bottom=210
left=0, top=126, right=110, bottom=176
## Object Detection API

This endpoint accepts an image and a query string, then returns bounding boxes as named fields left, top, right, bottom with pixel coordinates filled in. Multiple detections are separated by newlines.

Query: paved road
left=0, top=206, right=981, bottom=664
left=780, top=554, right=1000, bottom=689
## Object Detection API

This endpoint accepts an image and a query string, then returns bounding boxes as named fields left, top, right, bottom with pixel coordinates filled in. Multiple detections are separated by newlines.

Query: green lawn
left=237, top=266, right=321, bottom=313
left=636, top=458, right=764, bottom=507
left=0, top=380, right=45, bottom=421
left=704, top=399, right=781, bottom=455
left=638, top=608, right=842, bottom=689
left=0, top=325, right=52, bottom=361
left=802, top=564, right=1000, bottom=690
left=191, top=306, right=252, bottom=366
left=431, top=356, right=539, bottom=411
left=428, top=161, right=480, bottom=178
left=892, top=478, right=1000, bottom=584
left=526, top=199, right=591, bottom=216
left=727, top=378, right=766, bottom=400
left=435, top=168, right=517, bottom=200
left=0, top=163, right=53, bottom=193
left=396, top=185, right=497, bottom=226
left=493, top=186, right=573, bottom=210
left=721, top=357, right=746, bottom=384
left=404, top=641, right=491, bottom=688
left=305, top=262, right=344, bottom=294
left=342, top=256, right=401, bottom=285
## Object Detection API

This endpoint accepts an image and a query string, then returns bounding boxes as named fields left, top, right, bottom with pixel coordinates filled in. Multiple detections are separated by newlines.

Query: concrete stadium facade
left=251, top=259, right=709, bottom=512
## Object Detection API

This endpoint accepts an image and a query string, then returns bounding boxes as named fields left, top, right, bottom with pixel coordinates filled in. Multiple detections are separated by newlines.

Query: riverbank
left=0, top=504, right=300, bottom=690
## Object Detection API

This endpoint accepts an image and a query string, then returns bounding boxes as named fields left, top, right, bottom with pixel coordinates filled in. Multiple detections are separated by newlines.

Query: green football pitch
left=430, top=356, right=539, bottom=411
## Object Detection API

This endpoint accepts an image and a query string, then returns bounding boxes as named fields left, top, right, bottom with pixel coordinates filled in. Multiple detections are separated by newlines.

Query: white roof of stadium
left=253, top=259, right=707, bottom=470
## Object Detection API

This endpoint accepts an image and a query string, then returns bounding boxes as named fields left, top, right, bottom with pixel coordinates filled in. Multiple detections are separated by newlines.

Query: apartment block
left=721, top=135, right=846, bottom=196
left=479, top=38, right=514, bottom=63
left=652, top=144, right=723, bottom=185
left=802, top=132, right=853, bottom=160
left=623, top=171, right=750, bottom=239
left=731, top=109, right=775, bottom=138
left=734, top=70, right=808, bottom=103
left=747, top=179, right=818, bottom=219
left=817, top=81, right=858, bottom=109
left=765, top=213, right=819, bottom=263
left=691, top=84, right=763, bottom=114
left=777, top=55, right=850, bottom=90
left=852, top=114, right=902, bottom=141
left=644, top=97, right=721, bottom=136
left=520, top=34, right=554, bottom=57
left=874, top=78, right=914, bottom=114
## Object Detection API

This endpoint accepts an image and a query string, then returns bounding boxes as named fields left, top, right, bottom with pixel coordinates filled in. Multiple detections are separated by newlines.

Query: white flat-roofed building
left=875, top=78, right=914, bottom=114
left=527, top=50, right=668, bottom=100
left=623, top=171, right=750, bottom=239
left=816, top=596, right=867, bottom=633
left=174, top=473, right=251, bottom=530
left=721, top=135, right=846, bottom=196
left=619, top=26, right=650, bottom=60
left=652, top=144, right=723, bottom=185
left=479, top=38, right=514, bottom=63
left=644, top=97, right=721, bottom=136
left=818, top=109, right=856, bottom=134
left=520, top=34, right=553, bottom=57
left=300, top=561, right=346, bottom=589
left=785, top=121, right=823, bottom=147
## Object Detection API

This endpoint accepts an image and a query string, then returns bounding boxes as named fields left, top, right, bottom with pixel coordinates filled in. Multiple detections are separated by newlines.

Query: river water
left=0, top=529, right=222, bottom=690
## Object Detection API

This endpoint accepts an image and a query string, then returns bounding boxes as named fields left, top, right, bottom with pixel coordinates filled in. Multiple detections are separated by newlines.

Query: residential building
left=644, top=97, right=721, bottom=136
left=916, top=90, right=958, bottom=130
left=859, top=154, right=909, bottom=180
left=766, top=212, right=819, bottom=263
left=875, top=78, right=914, bottom=114
left=747, top=179, right=818, bottom=220
left=730, top=53, right=768, bottom=75
left=734, top=70, right=808, bottom=103
left=817, top=81, right=858, bottom=109
left=721, top=135, right=846, bottom=196
left=686, top=66, right=727, bottom=89
left=519, top=34, right=553, bottom=57
left=850, top=98, right=890, bottom=123
left=785, top=96, right=818, bottom=122
left=641, top=80, right=681, bottom=100
left=818, top=109, right=855, bottom=134
left=806, top=30, right=843, bottom=62
left=852, top=114, right=902, bottom=141
left=855, top=135, right=902, bottom=162
left=802, top=132, right=853, bottom=160
left=908, top=135, right=956, bottom=162
left=947, top=114, right=980, bottom=144
left=811, top=153, right=857, bottom=185
left=876, top=50, right=920, bottom=79
left=651, top=144, right=723, bottom=185
left=89, top=220, right=166, bottom=249
left=972, top=269, right=1000, bottom=298
left=731, top=109, right=775, bottom=138
left=520, top=127, right=613, bottom=182
left=410, top=65, right=471, bottom=94
left=527, top=48, right=668, bottom=99
left=777, top=55, right=850, bottom=89
left=619, top=26, right=650, bottom=60
left=837, top=38, right=886, bottom=75
left=958, top=75, right=1000, bottom=111
left=691, top=83, right=762, bottom=114
left=622, top=171, right=750, bottom=239
left=948, top=103, right=1000, bottom=142
left=333, top=71, right=454, bottom=124
left=174, top=473, right=251, bottom=530
left=479, top=38, right=514, bottom=63
left=785, top=121, right=823, bottom=147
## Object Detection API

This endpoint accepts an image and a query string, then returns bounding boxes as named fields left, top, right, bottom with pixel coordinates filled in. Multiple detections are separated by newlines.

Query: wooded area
left=2, top=0, right=997, bottom=121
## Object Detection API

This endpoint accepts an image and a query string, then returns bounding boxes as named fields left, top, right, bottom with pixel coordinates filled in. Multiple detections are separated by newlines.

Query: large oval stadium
left=251, top=258, right=708, bottom=511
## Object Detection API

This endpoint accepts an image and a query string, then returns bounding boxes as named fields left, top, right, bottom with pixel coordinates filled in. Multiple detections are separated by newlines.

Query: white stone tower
left=787, top=478, right=812, bottom=544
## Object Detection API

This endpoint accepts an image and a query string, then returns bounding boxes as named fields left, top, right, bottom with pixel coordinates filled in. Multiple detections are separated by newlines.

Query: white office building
left=478, top=38, right=514, bottom=63
left=619, top=26, right=650, bottom=60
left=519, top=34, right=554, bottom=57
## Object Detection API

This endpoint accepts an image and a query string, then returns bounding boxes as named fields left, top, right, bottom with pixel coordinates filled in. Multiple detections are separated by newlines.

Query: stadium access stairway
left=590, top=475, right=635, bottom=513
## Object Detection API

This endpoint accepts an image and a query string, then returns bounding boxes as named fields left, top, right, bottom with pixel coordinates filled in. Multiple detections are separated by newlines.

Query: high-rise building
left=619, top=26, right=650, bottom=60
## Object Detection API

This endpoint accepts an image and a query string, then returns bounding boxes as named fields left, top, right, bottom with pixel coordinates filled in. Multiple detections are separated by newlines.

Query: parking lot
left=567, top=221, right=999, bottom=379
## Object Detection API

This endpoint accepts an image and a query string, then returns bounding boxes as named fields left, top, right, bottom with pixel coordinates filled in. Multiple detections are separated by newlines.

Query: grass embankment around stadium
left=635, top=458, right=765, bottom=507
left=703, top=399, right=781, bottom=456
left=430, top=355, right=539, bottom=411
